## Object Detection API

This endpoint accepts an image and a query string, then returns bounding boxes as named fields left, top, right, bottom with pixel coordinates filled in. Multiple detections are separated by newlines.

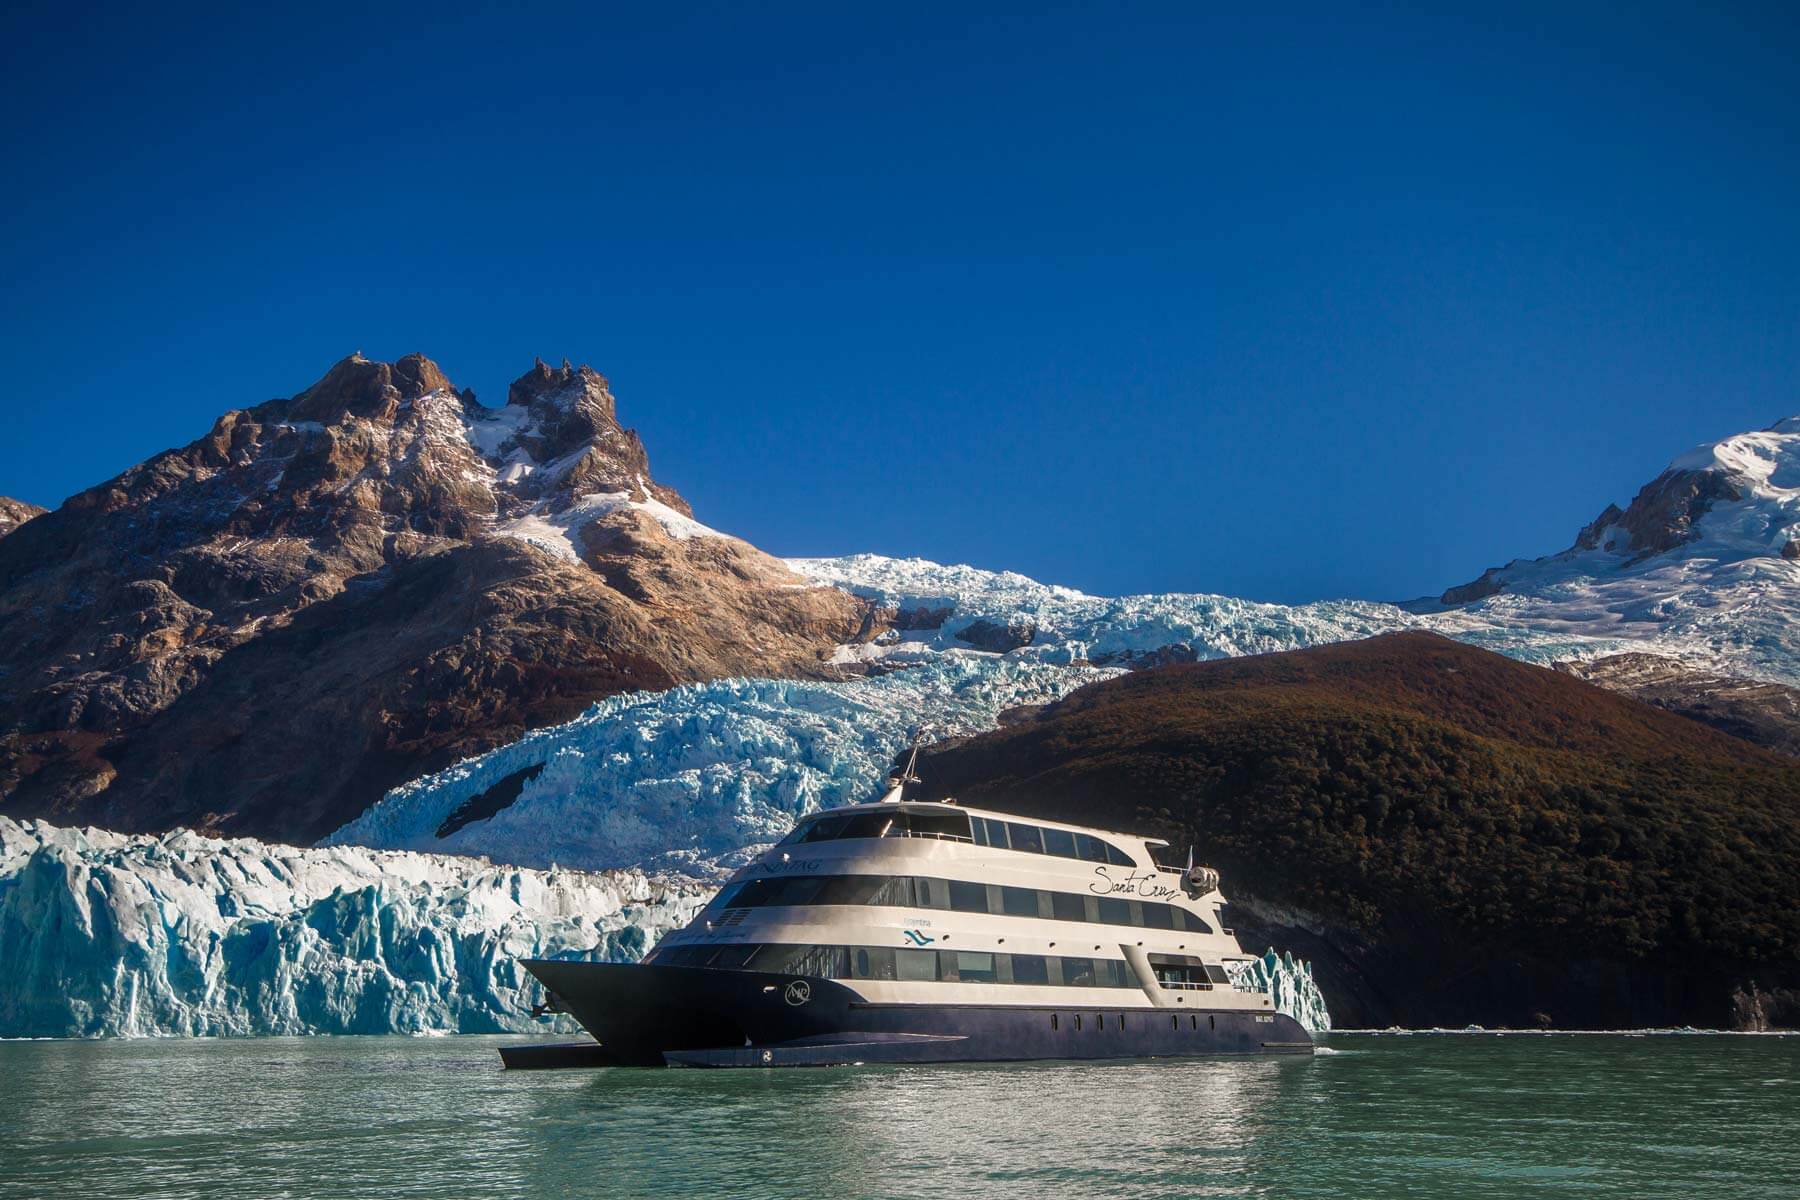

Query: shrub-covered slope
left=912, top=632, right=1800, bottom=1029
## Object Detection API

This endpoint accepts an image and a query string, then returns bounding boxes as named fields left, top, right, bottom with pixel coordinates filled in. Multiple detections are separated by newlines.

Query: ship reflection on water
left=513, top=1054, right=1305, bottom=1198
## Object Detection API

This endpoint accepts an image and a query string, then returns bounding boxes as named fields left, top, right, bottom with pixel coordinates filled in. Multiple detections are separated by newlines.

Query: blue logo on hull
left=902, top=929, right=937, bottom=946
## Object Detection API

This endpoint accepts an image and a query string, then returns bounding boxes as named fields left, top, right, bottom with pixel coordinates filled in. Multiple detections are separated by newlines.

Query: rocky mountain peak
left=0, top=352, right=880, bottom=841
left=0, top=498, right=45, bottom=539
left=287, top=352, right=457, bottom=424
left=478, top=357, right=685, bottom=514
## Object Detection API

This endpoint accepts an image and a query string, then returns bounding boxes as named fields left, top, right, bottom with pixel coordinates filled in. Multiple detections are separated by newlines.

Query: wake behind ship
left=506, top=765, right=1312, bottom=1068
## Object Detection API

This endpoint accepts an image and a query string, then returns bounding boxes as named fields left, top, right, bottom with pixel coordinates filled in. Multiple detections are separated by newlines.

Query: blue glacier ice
left=1227, top=949, right=1333, bottom=1034
left=0, top=817, right=706, bottom=1038
left=327, top=653, right=1119, bottom=873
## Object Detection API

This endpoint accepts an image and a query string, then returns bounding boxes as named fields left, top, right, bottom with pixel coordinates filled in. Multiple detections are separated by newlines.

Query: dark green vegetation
left=913, top=632, right=1800, bottom=1029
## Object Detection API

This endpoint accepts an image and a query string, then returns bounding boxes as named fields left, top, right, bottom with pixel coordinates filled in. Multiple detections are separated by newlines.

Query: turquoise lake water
left=1, top=1034, right=1795, bottom=1198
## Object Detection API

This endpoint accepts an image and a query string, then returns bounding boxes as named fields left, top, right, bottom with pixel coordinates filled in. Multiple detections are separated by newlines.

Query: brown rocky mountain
left=1556, top=653, right=1800, bottom=759
left=909, top=632, right=1800, bottom=1029
left=0, top=354, right=881, bottom=843
left=0, top=498, right=44, bottom=539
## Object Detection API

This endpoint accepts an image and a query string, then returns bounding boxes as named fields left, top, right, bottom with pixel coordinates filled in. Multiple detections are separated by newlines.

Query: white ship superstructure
left=512, top=762, right=1310, bottom=1067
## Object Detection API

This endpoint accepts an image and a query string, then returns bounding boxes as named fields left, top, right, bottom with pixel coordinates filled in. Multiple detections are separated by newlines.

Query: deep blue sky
left=3, top=3, right=1796, bottom=603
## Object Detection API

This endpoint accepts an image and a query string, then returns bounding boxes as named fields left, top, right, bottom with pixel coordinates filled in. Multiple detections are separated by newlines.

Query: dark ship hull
left=505, top=959, right=1312, bottom=1068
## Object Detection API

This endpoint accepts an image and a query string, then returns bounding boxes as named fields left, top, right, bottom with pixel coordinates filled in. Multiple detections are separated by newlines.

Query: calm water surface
left=1, top=1034, right=1796, bottom=1199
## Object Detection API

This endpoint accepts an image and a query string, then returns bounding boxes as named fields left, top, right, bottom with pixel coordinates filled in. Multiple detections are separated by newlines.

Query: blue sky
left=3, top=2, right=1796, bottom=603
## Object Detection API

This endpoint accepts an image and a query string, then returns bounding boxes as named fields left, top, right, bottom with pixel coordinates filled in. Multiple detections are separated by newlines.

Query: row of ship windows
left=1048, top=1013, right=1222, bottom=1032
left=650, top=942, right=1141, bottom=987
left=781, top=809, right=1139, bottom=867
left=710, top=874, right=1215, bottom=934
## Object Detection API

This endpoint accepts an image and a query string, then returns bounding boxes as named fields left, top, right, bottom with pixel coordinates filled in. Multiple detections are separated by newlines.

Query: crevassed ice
left=328, top=654, right=1119, bottom=874
left=0, top=817, right=706, bottom=1038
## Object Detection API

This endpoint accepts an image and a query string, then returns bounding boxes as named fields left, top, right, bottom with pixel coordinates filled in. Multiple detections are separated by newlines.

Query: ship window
left=794, top=814, right=849, bottom=844
left=765, top=876, right=826, bottom=907
left=712, top=944, right=760, bottom=969
left=948, top=880, right=988, bottom=913
left=914, top=877, right=951, bottom=909
left=1005, top=823, right=1045, bottom=854
left=1173, top=908, right=1214, bottom=934
left=978, top=818, right=1010, bottom=848
left=1052, top=1014, right=1060, bottom=1031
left=1064, top=959, right=1097, bottom=987
left=1000, top=886, right=1039, bottom=918
left=1103, top=960, right=1134, bottom=988
left=1126, top=901, right=1147, bottom=928
left=1097, top=1014, right=1105, bottom=1030
left=852, top=946, right=897, bottom=980
left=956, top=951, right=998, bottom=983
left=1010, top=954, right=1050, bottom=985
left=935, top=950, right=961, bottom=981
left=871, top=876, right=915, bottom=907
left=725, top=879, right=774, bottom=907
left=971, top=819, right=991, bottom=846
left=905, top=810, right=973, bottom=841
left=1097, top=897, right=1132, bottom=926
left=812, top=875, right=877, bottom=906
left=710, top=882, right=749, bottom=908
left=1142, top=904, right=1175, bottom=931
left=1204, top=963, right=1232, bottom=985
left=759, top=944, right=847, bottom=979
left=1104, top=843, right=1136, bottom=867
left=895, top=948, right=938, bottom=982
left=1073, top=834, right=1110, bottom=863
left=1051, top=892, right=1087, bottom=922
left=1074, top=1014, right=1082, bottom=1031
left=834, top=812, right=894, bottom=840
left=1041, top=828, right=1077, bottom=858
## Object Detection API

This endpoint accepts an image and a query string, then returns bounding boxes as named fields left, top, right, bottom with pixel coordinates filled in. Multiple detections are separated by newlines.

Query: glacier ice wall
left=1227, top=948, right=1333, bottom=1034
left=0, top=818, right=706, bottom=1039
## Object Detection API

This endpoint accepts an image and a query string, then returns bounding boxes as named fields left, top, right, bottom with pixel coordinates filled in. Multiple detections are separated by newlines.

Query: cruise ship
left=508, top=762, right=1313, bottom=1067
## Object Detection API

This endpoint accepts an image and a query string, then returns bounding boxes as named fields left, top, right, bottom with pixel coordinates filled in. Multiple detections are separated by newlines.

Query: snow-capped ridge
left=1430, top=413, right=1800, bottom=685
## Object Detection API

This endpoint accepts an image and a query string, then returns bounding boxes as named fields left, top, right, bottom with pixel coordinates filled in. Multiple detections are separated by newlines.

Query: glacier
left=0, top=817, right=706, bottom=1039
left=330, top=553, right=1625, bottom=875
left=327, top=653, right=1121, bottom=874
